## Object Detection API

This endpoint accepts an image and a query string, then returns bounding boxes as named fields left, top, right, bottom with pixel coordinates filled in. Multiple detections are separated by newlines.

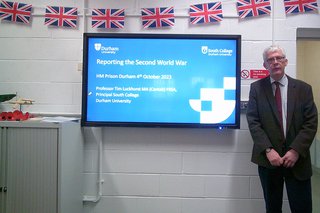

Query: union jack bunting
left=141, top=7, right=174, bottom=28
left=283, top=0, right=318, bottom=14
left=92, top=8, right=125, bottom=29
left=0, top=0, right=32, bottom=24
left=44, top=6, right=78, bottom=28
left=237, top=0, right=271, bottom=19
left=189, top=2, right=223, bottom=24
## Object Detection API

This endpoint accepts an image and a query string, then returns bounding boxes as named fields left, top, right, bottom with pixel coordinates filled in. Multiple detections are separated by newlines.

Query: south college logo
left=201, top=46, right=208, bottom=54
left=94, top=43, right=102, bottom=51
left=189, top=77, right=236, bottom=123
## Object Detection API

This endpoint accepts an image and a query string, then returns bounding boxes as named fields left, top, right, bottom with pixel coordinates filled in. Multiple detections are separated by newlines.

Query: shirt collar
left=270, top=74, right=287, bottom=86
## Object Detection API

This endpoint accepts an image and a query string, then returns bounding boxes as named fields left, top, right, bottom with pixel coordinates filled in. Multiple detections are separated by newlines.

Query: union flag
left=92, top=8, right=125, bottom=29
left=0, top=0, right=32, bottom=24
left=141, top=7, right=175, bottom=28
left=44, top=6, right=78, bottom=28
left=283, top=0, right=318, bottom=14
left=189, top=2, right=223, bottom=24
left=237, top=0, right=271, bottom=19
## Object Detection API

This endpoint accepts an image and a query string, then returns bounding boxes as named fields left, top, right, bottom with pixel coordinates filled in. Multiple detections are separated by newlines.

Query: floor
left=312, top=168, right=320, bottom=213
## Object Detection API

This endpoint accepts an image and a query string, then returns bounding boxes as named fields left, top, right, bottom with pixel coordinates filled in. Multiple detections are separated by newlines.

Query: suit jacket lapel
left=286, top=76, right=296, bottom=133
left=262, top=77, right=282, bottom=124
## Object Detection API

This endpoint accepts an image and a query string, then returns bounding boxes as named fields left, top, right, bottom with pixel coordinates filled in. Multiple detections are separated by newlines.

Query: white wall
left=1, top=1, right=320, bottom=213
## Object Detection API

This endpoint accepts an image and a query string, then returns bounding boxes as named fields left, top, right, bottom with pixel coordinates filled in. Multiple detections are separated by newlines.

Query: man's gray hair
left=263, top=45, right=286, bottom=62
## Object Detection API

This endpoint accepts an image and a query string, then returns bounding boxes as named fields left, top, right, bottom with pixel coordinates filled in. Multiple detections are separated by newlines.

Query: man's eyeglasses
left=266, top=56, right=286, bottom=64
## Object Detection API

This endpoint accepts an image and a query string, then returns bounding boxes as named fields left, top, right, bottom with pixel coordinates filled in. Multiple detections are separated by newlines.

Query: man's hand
left=282, top=149, right=299, bottom=168
left=266, top=149, right=283, bottom=167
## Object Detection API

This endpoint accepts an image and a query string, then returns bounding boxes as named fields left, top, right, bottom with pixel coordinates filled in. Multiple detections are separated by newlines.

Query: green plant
left=0, top=94, right=16, bottom=103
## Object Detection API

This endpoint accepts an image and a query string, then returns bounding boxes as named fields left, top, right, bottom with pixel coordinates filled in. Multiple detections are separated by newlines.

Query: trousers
left=258, top=166, right=312, bottom=213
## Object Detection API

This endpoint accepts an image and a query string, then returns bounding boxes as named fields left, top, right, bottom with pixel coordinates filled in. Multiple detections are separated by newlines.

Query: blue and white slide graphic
left=189, top=77, right=236, bottom=123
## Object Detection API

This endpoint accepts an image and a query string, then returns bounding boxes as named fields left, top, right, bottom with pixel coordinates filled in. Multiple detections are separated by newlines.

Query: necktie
left=274, top=82, right=283, bottom=132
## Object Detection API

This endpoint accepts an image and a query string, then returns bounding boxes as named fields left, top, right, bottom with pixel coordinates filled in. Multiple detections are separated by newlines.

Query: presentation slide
left=85, top=37, right=238, bottom=125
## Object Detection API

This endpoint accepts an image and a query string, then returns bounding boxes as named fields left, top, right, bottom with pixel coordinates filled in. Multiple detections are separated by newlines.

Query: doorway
left=296, top=29, right=320, bottom=212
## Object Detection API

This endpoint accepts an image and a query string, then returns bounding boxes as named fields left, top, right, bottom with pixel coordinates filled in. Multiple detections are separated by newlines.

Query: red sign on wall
left=250, top=69, right=269, bottom=79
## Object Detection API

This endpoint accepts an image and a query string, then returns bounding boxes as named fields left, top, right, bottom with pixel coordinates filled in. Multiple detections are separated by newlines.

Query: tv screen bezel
left=81, top=33, right=241, bottom=128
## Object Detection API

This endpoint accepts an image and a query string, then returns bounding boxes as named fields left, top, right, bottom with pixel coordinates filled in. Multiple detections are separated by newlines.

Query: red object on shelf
left=0, top=112, right=8, bottom=121
left=0, top=110, right=30, bottom=121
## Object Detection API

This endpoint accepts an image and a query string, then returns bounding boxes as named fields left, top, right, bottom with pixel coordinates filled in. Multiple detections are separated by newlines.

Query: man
left=246, top=45, right=318, bottom=213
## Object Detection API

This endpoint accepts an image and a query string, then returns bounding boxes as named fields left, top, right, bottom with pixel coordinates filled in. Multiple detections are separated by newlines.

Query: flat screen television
left=81, top=33, right=241, bottom=128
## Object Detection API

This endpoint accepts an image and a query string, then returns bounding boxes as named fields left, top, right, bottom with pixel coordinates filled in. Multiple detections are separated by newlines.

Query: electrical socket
left=77, top=63, right=83, bottom=72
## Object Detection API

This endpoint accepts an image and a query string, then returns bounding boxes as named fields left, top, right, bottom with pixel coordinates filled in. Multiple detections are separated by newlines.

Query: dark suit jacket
left=246, top=75, right=318, bottom=180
